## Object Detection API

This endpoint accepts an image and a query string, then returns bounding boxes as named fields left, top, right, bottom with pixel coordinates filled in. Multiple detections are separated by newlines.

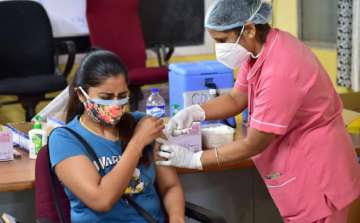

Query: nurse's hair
left=232, top=23, right=271, bottom=44
left=66, top=50, right=150, bottom=164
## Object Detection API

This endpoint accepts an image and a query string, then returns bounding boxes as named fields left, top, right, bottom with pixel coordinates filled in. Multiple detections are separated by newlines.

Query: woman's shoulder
left=48, top=118, right=87, bottom=167
left=49, top=117, right=81, bottom=141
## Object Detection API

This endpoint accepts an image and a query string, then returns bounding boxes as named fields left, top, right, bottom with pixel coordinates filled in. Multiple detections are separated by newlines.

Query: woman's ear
left=244, top=22, right=256, bottom=40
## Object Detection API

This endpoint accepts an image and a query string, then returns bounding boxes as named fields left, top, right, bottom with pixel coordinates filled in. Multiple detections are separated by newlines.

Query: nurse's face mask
left=215, top=26, right=250, bottom=69
left=78, top=86, right=129, bottom=126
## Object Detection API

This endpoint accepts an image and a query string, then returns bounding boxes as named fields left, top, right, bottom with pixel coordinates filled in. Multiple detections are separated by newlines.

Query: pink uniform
left=234, top=28, right=360, bottom=222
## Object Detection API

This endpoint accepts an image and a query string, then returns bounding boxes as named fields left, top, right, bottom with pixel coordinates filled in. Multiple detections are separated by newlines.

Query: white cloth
left=33, top=86, right=69, bottom=121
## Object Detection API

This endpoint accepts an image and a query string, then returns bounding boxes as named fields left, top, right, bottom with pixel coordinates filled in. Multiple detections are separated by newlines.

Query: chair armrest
left=185, top=201, right=227, bottom=223
left=55, top=40, right=76, bottom=79
left=163, top=46, right=174, bottom=64
left=151, top=45, right=174, bottom=67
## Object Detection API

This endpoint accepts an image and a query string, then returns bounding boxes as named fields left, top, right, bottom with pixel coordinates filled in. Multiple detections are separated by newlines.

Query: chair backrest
left=86, top=0, right=147, bottom=70
left=0, top=1, right=55, bottom=79
left=35, top=146, right=70, bottom=223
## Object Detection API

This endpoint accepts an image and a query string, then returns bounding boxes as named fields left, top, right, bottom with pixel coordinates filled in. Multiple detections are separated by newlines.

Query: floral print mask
left=78, top=86, right=129, bottom=126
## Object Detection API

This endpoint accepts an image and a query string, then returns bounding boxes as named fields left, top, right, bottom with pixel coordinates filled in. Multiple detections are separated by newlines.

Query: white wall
left=35, top=0, right=88, bottom=37
left=0, top=0, right=88, bottom=37
left=0, top=0, right=215, bottom=57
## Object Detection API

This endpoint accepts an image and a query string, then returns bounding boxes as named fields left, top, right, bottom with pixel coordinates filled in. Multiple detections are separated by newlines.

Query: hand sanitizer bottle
left=28, top=116, right=47, bottom=159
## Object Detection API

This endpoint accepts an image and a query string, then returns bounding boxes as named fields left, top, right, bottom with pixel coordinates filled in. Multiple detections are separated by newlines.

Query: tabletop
left=0, top=128, right=359, bottom=192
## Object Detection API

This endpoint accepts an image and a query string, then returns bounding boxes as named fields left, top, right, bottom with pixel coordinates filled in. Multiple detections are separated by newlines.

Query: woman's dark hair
left=232, top=23, right=271, bottom=44
left=66, top=50, right=149, bottom=164
left=67, top=50, right=128, bottom=122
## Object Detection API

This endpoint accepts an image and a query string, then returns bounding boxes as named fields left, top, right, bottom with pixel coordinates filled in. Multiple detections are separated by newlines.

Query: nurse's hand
left=155, top=138, right=203, bottom=170
left=166, top=105, right=205, bottom=133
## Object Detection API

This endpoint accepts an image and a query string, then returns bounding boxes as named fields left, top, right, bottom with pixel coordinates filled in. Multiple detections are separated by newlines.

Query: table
left=0, top=149, right=35, bottom=192
left=1, top=129, right=360, bottom=192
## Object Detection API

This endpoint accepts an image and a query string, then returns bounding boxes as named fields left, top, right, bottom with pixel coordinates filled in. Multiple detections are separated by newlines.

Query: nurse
left=157, top=0, right=360, bottom=222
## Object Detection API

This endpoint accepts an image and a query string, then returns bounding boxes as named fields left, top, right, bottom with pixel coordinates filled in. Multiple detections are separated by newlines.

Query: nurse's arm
left=154, top=142, right=185, bottom=223
left=200, top=128, right=276, bottom=169
left=201, top=88, right=247, bottom=121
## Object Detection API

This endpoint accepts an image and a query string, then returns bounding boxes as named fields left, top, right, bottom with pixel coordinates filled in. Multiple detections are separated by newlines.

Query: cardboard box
left=339, top=92, right=360, bottom=112
left=340, top=93, right=360, bottom=134
left=165, top=122, right=202, bottom=152
left=0, top=126, right=13, bottom=161
left=5, top=122, right=32, bottom=151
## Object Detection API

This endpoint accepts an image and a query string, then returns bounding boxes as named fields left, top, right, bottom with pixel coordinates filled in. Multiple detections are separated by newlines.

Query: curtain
left=336, top=0, right=352, bottom=88
left=337, top=0, right=360, bottom=91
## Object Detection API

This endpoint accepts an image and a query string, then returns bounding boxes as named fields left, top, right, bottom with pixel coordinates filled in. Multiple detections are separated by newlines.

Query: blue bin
left=169, top=61, right=236, bottom=127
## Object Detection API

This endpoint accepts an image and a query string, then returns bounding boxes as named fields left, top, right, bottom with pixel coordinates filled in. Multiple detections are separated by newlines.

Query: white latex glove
left=166, top=104, right=205, bottom=133
left=155, top=139, right=203, bottom=170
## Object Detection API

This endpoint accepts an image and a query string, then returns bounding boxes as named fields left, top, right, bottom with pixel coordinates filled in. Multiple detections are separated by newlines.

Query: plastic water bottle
left=146, top=88, right=166, bottom=118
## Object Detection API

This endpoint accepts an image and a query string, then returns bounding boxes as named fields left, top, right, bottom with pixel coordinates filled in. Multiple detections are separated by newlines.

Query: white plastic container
left=201, top=123, right=235, bottom=149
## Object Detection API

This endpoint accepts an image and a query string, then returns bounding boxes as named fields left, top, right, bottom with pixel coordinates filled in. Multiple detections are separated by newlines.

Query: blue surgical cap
left=205, top=0, right=272, bottom=31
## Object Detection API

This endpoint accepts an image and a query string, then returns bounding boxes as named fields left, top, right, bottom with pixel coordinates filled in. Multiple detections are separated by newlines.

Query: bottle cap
left=151, top=88, right=159, bottom=93
left=33, top=115, right=42, bottom=129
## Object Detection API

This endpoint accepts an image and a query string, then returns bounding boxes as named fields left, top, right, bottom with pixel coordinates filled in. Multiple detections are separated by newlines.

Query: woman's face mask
left=215, top=26, right=250, bottom=69
left=78, top=86, right=129, bottom=126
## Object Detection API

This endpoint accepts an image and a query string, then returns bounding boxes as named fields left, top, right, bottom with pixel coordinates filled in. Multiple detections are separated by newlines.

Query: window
left=299, top=0, right=337, bottom=48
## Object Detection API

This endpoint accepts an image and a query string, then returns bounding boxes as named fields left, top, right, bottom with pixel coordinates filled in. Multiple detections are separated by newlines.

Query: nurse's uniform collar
left=250, top=45, right=264, bottom=59
left=246, top=28, right=280, bottom=81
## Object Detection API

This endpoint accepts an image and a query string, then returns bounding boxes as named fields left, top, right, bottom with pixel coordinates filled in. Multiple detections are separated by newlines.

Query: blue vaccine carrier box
left=169, top=61, right=236, bottom=126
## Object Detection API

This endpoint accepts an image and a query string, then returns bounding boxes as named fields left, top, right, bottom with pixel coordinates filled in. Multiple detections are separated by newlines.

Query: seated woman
left=49, top=50, right=185, bottom=223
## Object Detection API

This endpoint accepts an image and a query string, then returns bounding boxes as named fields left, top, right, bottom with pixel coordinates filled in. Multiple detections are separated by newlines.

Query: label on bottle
left=32, top=133, right=43, bottom=154
left=146, top=105, right=165, bottom=118
left=29, top=133, right=43, bottom=159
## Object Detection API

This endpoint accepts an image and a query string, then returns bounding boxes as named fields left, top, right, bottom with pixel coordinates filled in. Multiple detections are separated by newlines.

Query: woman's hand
left=132, top=116, right=165, bottom=148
